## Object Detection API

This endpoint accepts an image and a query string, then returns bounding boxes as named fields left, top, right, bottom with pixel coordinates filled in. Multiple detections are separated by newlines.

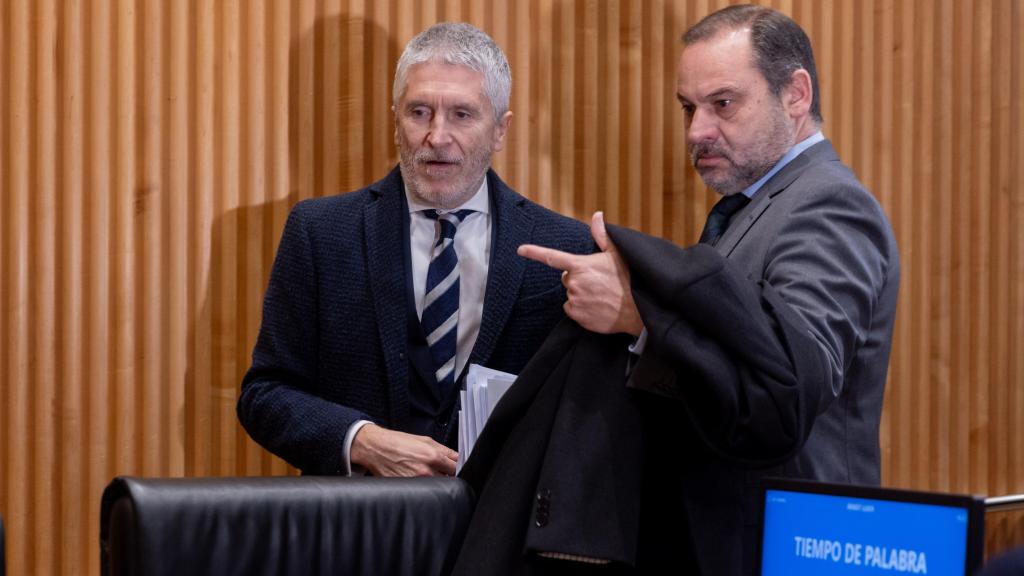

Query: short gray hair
left=393, top=22, right=511, bottom=122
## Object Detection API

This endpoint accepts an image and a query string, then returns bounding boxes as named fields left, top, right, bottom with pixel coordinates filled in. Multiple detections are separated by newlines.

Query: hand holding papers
left=457, top=364, right=516, bottom=474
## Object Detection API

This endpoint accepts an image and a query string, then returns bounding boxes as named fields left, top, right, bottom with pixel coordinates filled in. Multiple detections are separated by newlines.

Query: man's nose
left=426, top=117, right=453, bottom=147
left=686, top=108, right=718, bottom=145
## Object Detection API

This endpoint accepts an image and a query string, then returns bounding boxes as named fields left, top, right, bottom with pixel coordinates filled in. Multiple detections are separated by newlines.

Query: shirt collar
left=405, top=176, right=491, bottom=215
left=741, top=130, right=825, bottom=199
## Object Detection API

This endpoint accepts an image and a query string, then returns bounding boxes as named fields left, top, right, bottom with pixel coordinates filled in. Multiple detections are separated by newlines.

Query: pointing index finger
left=517, top=244, right=580, bottom=272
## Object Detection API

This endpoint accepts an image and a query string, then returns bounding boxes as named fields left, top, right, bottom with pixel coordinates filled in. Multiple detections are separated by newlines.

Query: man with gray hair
left=238, top=23, right=591, bottom=477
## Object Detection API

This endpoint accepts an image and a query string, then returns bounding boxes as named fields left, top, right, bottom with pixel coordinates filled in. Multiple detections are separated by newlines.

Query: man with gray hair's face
left=238, top=22, right=592, bottom=477
left=392, top=22, right=513, bottom=210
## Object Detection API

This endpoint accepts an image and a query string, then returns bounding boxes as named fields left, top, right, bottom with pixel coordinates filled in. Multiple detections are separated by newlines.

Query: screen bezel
left=758, top=477, right=985, bottom=576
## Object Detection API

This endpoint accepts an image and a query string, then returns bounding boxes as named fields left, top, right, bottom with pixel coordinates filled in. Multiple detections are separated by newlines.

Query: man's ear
left=392, top=105, right=399, bottom=145
left=783, top=69, right=813, bottom=119
left=492, top=110, right=513, bottom=152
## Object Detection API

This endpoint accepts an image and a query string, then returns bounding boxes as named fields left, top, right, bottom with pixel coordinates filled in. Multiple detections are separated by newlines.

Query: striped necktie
left=698, top=193, right=751, bottom=245
left=421, top=209, right=475, bottom=395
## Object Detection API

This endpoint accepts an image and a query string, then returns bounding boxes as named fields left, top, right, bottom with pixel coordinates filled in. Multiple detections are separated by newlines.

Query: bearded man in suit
left=519, top=5, right=900, bottom=574
left=238, top=22, right=591, bottom=477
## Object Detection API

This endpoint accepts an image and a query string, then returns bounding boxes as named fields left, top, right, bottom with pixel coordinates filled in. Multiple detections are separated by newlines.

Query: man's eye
left=715, top=99, right=733, bottom=109
left=681, top=104, right=695, bottom=117
left=410, top=107, right=430, bottom=118
left=454, top=110, right=473, bottom=120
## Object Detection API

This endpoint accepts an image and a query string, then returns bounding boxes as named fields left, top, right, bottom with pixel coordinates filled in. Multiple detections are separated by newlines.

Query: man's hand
left=350, top=424, right=458, bottom=477
left=518, top=211, right=643, bottom=336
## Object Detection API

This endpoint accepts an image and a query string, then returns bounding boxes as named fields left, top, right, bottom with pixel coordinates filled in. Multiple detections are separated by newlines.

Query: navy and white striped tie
left=421, top=209, right=474, bottom=395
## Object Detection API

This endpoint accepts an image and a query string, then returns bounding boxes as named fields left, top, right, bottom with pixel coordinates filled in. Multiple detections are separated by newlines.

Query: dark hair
left=683, top=4, right=822, bottom=123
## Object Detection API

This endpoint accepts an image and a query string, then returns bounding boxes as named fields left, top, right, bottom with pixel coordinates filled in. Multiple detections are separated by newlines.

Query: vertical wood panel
left=873, top=0, right=896, bottom=481
left=952, top=0, right=971, bottom=494
left=990, top=0, right=1012, bottom=499
left=6, top=1, right=31, bottom=573
left=59, top=0, right=87, bottom=571
left=1013, top=0, right=1024, bottom=503
left=33, top=0, right=59, bottom=571
left=83, top=0, right=113, bottom=571
left=111, top=0, right=136, bottom=481
left=212, top=0, right=239, bottom=476
left=889, top=0, right=914, bottom=490
left=1, top=1, right=1023, bottom=573
left=911, top=0, right=934, bottom=496
left=933, top=0, right=953, bottom=492
left=0, top=0, right=7, bottom=561
left=140, top=0, right=163, bottom=477
left=166, top=0, right=189, bottom=479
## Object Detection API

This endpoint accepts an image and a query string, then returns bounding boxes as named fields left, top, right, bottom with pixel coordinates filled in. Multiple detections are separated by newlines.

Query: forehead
left=400, top=61, right=488, bottom=106
left=676, top=28, right=763, bottom=100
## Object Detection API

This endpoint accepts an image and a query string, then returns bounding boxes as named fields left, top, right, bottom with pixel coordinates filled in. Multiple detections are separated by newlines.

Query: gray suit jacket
left=719, top=139, right=899, bottom=482
left=626, top=139, right=900, bottom=575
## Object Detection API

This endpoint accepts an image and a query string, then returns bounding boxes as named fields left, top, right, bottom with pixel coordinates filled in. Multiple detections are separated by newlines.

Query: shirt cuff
left=628, top=327, right=648, bottom=356
left=342, top=420, right=373, bottom=476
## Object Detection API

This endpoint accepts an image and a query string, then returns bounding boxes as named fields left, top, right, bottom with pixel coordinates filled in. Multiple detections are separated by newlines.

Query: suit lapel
left=716, top=194, right=772, bottom=257
left=365, top=168, right=411, bottom=423
left=716, top=140, right=836, bottom=256
left=469, top=171, right=532, bottom=370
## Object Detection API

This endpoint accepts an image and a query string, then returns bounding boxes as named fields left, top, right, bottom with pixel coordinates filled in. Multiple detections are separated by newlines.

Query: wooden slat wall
left=1, top=0, right=1022, bottom=573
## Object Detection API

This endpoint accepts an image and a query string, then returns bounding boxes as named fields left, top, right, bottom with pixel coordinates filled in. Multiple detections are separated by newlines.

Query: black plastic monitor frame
left=758, top=477, right=986, bottom=576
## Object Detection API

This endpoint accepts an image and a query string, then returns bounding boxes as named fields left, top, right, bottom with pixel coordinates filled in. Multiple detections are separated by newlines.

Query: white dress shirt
left=406, top=180, right=492, bottom=376
left=342, top=179, right=492, bottom=475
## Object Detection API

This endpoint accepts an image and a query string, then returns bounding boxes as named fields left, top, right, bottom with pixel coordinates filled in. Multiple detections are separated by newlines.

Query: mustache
left=416, top=151, right=463, bottom=165
left=689, top=143, right=729, bottom=166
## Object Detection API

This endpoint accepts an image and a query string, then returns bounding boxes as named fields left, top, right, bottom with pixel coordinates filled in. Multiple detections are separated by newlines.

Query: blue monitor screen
left=761, top=488, right=971, bottom=575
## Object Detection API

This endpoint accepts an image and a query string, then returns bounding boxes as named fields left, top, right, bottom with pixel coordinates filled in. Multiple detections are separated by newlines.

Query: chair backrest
left=100, top=475, right=474, bottom=576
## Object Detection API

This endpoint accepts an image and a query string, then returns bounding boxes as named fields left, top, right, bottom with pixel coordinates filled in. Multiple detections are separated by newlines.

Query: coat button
left=534, top=490, right=551, bottom=527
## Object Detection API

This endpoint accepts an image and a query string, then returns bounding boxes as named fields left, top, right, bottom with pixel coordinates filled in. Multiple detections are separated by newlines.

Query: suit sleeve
left=236, top=203, right=370, bottom=474
left=613, top=185, right=893, bottom=465
left=762, top=185, right=892, bottom=403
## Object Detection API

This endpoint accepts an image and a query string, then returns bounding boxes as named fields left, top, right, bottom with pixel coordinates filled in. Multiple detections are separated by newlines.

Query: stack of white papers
left=457, top=364, right=517, bottom=473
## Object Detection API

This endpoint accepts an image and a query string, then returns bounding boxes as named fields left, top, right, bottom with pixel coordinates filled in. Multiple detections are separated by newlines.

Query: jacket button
left=534, top=490, right=551, bottom=526
left=535, top=510, right=549, bottom=527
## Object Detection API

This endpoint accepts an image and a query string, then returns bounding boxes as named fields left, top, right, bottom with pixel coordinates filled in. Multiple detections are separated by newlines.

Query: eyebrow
left=706, top=87, right=739, bottom=100
left=403, top=99, right=483, bottom=113
left=677, top=86, right=741, bottom=106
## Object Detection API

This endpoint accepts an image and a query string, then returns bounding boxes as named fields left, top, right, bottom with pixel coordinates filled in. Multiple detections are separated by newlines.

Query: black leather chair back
left=100, top=476, right=474, bottom=576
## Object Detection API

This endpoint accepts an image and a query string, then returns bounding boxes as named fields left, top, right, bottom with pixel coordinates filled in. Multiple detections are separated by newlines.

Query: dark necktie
left=698, top=193, right=751, bottom=245
left=421, top=209, right=475, bottom=395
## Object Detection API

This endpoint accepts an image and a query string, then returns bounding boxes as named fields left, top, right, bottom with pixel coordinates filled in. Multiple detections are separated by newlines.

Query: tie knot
left=427, top=209, right=475, bottom=239
left=699, top=193, right=751, bottom=245
left=710, top=193, right=750, bottom=218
